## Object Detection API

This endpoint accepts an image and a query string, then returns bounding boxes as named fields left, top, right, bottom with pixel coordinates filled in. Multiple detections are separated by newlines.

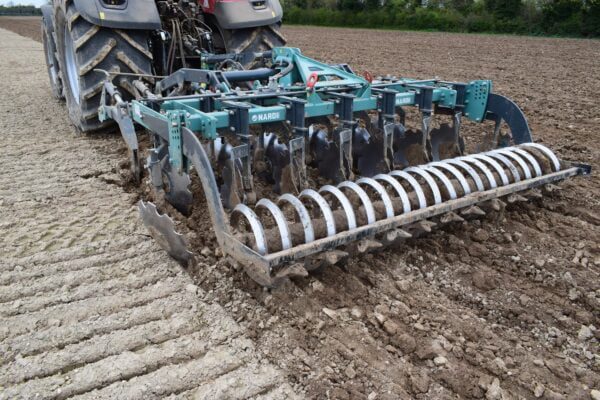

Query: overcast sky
left=0, top=0, right=47, bottom=6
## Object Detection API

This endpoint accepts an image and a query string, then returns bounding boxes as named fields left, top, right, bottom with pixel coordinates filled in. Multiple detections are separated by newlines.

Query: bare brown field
left=0, top=17, right=598, bottom=400
left=0, top=16, right=41, bottom=42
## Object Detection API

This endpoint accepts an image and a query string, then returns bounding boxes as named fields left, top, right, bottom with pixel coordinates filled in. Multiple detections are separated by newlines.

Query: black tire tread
left=55, top=0, right=152, bottom=132
left=216, top=23, right=286, bottom=68
left=42, top=13, right=64, bottom=100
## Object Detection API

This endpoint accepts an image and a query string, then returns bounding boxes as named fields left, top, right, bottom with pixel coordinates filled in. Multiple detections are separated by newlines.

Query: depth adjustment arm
left=281, top=96, right=308, bottom=192
left=330, top=92, right=356, bottom=182
left=99, top=80, right=141, bottom=181
left=224, top=101, right=256, bottom=204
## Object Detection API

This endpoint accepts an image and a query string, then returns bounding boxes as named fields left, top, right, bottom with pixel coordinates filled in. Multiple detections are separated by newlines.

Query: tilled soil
left=1, top=19, right=599, bottom=400
left=0, top=27, right=297, bottom=400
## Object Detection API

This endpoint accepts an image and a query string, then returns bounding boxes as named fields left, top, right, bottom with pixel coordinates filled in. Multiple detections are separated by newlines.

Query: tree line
left=282, top=0, right=600, bottom=37
left=0, top=5, right=42, bottom=16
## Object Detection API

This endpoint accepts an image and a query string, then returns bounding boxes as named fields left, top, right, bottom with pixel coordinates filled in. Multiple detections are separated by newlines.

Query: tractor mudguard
left=72, top=0, right=161, bottom=30
left=212, top=0, right=283, bottom=29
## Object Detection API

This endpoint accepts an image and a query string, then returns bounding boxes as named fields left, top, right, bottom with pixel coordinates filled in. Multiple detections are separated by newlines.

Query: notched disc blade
left=309, top=127, right=347, bottom=182
left=429, top=123, right=464, bottom=161
left=353, top=127, right=388, bottom=177
left=162, top=161, right=193, bottom=215
left=258, top=132, right=293, bottom=194
left=138, top=201, right=196, bottom=268
left=392, top=127, right=428, bottom=168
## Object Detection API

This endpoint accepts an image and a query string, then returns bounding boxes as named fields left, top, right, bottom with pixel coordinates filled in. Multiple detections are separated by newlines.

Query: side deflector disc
left=138, top=201, right=195, bottom=268
left=485, top=93, right=533, bottom=145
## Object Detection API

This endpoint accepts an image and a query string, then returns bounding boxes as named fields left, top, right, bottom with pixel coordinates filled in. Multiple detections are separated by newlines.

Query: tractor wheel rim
left=43, top=30, right=58, bottom=86
left=64, top=25, right=80, bottom=104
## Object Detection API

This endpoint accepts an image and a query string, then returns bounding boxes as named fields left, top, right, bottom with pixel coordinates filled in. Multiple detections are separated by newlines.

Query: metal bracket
left=148, top=147, right=164, bottom=189
left=377, top=89, right=398, bottom=171
left=281, top=96, right=308, bottom=190
left=337, top=128, right=353, bottom=181
left=167, top=110, right=185, bottom=172
left=331, top=92, right=356, bottom=127
left=383, top=123, right=395, bottom=171
left=328, top=92, right=356, bottom=181
left=231, top=143, right=249, bottom=159
left=223, top=101, right=251, bottom=137
left=223, top=101, right=255, bottom=201
left=289, top=136, right=307, bottom=190
left=451, top=83, right=467, bottom=111
left=377, top=89, right=397, bottom=129
left=416, top=87, right=434, bottom=114
left=416, top=87, right=435, bottom=162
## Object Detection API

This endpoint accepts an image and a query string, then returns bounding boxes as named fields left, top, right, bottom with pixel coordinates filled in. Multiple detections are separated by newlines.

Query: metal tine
left=523, top=188, right=543, bottom=199
left=337, top=128, right=354, bottom=182
left=288, top=135, right=307, bottom=193
left=506, top=193, right=529, bottom=204
left=273, top=263, right=309, bottom=280
left=347, top=238, right=384, bottom=255
left=233, top=143, right=256, bottom=205
left=420, top=111, right=433, bottom=163
left=460, top=205, right=486, bottom=218
left=480, top=198, right=507, bottom=213
left=542, top=183, right=562, bottom=194
left=381, top=228, right=412, bottom=246
left=406, top=220, right=437, bottom=237
left=304, top=250, right=349, bottom=271
left=439, top=212, right=465, bottom=224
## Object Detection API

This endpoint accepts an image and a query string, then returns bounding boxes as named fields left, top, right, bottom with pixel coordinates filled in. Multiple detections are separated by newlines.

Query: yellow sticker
left=99, top=11, right=105, bottom=20
left=272, top=11, right=275, bottom=17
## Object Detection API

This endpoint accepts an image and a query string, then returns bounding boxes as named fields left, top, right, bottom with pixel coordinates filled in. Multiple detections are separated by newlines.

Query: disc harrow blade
left=352, top=126, right=390, bottom=177
left=161, top=160, right=193, bottom=215
left=392, top=127, right=428, bottom=168
left=255, top=132, right=297, bottom=194
left=429, top=122, right=464, bottom=161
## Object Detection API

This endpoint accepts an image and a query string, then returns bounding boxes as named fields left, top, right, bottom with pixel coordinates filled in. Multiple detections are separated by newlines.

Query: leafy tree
left=582, top=0, right=600, bottom=35
left=282, top=0, right=596, bottom=37
left=448, top=0, right=474, bottom=13
left=485, top=0, right=523, bottom=19
left=337, top=0, right=365, bottom=11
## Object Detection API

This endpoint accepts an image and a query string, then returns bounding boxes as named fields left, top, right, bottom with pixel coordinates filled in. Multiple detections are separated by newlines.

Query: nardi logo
left=251, top=112, right=281, bottom=123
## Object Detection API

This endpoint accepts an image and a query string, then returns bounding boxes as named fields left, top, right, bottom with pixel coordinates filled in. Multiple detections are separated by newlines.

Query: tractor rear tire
left=212, top=22, right=286, bottom=67
left=42, top=11, right=64, bottom=100
left=54, top=2, right=152, bottom=132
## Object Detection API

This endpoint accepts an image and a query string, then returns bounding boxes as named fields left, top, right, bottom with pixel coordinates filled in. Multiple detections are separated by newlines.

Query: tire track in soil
left=1, top=19, right=598, bottom=399
left=0, top=27, right=297, bottom=400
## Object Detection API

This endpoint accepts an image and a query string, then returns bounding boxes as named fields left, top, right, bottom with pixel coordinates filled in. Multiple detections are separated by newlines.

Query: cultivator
left=99, top=47, right=590, bottom=287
